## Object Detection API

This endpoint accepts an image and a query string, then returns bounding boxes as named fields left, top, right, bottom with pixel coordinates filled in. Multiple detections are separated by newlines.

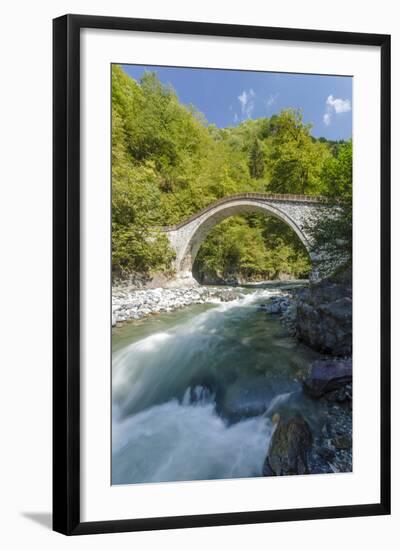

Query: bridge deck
left=161, top=192, right=330, bottom=231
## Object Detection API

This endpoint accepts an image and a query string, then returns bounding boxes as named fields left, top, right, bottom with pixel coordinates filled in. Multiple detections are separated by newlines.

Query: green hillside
left=112, top=65, right=352, bottom=283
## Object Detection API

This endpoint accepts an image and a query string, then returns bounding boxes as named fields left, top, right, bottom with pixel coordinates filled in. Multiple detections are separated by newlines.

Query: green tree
left=323, top=140, right=352, bottom=199
left=248, top=137, right=265, bottom=179
left=267, top=109, right=330, bottom=194
left=112, top=67, right=176, bottom=276
left=306, top=141, right=353, bottom=269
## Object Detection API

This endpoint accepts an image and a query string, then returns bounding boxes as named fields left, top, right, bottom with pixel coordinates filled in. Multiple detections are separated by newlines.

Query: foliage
left=112, top=65, right=352, bottom=281
left=267, top=109, right=330, bottom=194
left=305, top=141, right=353, bottom=268
left=194, top=215, right=311, bottom=282
left=248, top=137, right=265, bottom=179
left=322, top=140, right=352, bottom=199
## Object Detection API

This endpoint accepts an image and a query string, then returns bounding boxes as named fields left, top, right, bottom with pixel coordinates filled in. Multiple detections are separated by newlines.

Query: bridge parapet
left=160, top=193, right=333, bottom=231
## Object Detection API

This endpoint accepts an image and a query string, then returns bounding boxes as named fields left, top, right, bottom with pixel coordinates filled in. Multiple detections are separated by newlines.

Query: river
left=112, top=286, right=326, bottom=485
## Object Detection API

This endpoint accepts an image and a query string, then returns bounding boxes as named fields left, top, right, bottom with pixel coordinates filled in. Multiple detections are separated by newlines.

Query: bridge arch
left=163, top=193, right=326, bottom=284
left=179, top=200, right=312, bottom=274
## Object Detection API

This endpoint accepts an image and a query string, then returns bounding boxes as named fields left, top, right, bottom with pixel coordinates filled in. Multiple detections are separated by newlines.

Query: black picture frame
left=53, top=14, right=391, bottom=535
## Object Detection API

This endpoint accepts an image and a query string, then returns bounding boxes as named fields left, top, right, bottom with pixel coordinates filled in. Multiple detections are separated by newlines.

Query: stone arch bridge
left=161, top=193, right=336, bottom=285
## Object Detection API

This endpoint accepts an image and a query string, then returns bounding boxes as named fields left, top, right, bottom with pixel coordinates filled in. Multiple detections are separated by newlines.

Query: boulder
left=294, top=267, right=352, bottom=356
left=316, top=446, right=336, bottom=462
left=263, top=416, right=313, bottom=476
left=303, top=358, right=352, bottom=398
left=264, top=301, right=282, bottom=314
left=219, top=290, right=239, bottom=302
left=332, top=435, right=352, bottom=450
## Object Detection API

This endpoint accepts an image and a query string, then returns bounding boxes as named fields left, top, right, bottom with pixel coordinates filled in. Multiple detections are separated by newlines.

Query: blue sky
left=121, top=64, right=352, bottom=141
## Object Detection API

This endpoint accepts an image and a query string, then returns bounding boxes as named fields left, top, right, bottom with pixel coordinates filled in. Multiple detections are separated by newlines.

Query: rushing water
left=112, top=287, right=324, bottom=485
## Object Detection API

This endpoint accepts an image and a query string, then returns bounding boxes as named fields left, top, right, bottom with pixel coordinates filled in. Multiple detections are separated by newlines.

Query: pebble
left=111, top=286, right=245, bottom=324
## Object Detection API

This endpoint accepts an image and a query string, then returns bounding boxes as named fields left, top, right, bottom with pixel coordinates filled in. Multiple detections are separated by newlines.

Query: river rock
left=219, top=290, right=239, bottom=302
left=111, top=285, right=244, bottom=324
left=263, top=416, right=313, bottom=476
left=294, top=268, right=352, bottom=356
left=303, top=358, right=352, bottom=398
left=332, top=434, right=352, bottom=450
left=257, top=293, right=291, bottom=315
left=316, top=446, right=336, bottom=462
left=264, top=301, right=282, bottom=314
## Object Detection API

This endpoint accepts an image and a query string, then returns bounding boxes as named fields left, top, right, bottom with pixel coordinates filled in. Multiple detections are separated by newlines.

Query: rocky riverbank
left=263, top=376, right=352, bottom=477
left=260, top=270, right=353, bottom=476
left=261, top=361, right=352, bottom=477
left=112, top=285, right=243, bottom=326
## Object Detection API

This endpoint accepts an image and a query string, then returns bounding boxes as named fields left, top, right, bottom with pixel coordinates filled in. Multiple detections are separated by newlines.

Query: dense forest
left=112, top=65, right=352, bottom=283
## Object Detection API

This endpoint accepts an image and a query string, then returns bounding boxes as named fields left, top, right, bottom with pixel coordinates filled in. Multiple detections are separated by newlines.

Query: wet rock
left=263, top=416, right=313, bottom=476
left=272, top=413, right=280, bottom=424
left=303, top=358, right=352, bottom=398
left=257, top=293, right=292, bottom=316
left=264, top=301, right=282, bottom=314
left=316, top=446, right=336, bottom=462
left=219, top=290, right=239, bottom=302
left=332, top=435, right=352, bottom=450
left=325, top=386, right=351, bottom=403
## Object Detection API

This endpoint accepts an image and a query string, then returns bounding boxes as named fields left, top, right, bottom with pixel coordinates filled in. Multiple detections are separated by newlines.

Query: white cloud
left=323, top=94, right=351, bottom=125
left=326, top=94, right=351, bottom=114
left=266, top=93, right=278, bottom=108
left=323, top=113, right=331, bottom=126
left=233, top=112, right=239, bottom=123
left=238, top=88, right=255, bottom=118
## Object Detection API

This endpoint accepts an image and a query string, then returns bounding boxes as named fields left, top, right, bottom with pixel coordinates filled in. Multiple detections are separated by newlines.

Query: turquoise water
left=112, top=288, right=324, bottom=485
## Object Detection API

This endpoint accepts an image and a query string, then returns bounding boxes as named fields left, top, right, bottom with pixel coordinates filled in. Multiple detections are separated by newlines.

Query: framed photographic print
left=53, top=14, right=391, bottom=535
